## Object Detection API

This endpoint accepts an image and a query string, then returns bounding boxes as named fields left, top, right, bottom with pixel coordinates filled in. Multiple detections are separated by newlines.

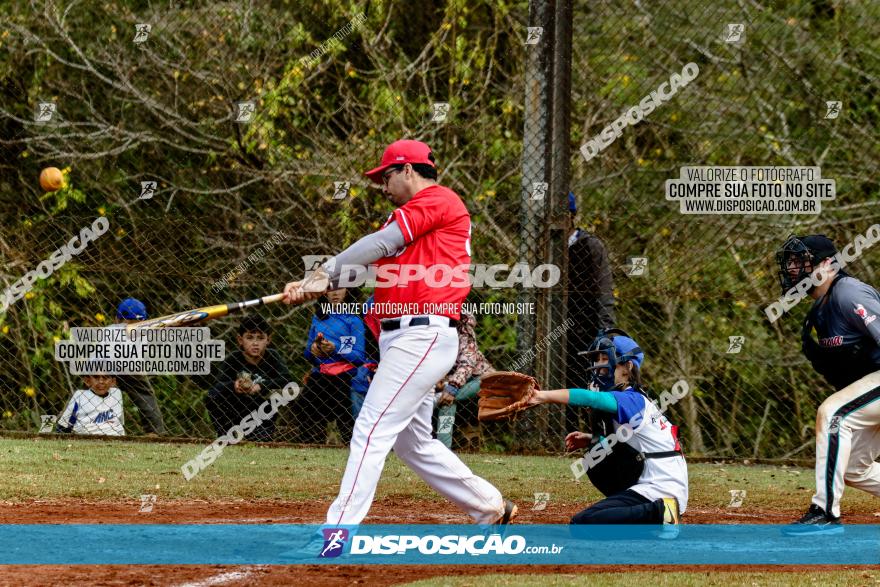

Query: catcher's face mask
left=579, top=329, right=643, bottom=391
left=775, top=234, right=838, bottom=294
left=776, top=236, right=813, bottom=293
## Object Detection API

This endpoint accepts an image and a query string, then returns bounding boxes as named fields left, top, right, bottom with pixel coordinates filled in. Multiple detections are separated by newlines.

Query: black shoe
left=782, top=504, right=843, bottom=536
left=495, top=499, right=519, bottom=526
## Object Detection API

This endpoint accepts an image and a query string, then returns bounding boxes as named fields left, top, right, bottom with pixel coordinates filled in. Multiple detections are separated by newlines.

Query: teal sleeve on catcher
left=569, top=388, right=618, bottom=413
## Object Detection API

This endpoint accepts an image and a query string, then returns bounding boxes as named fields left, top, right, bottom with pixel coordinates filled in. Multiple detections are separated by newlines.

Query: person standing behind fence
left=112, top=298, right=166, bottom=435
left=298, top=288, right=367, bottom=444
left=566, top=192, right=615, bottom=434
left=434, top=312, right=494, bottom=448
left=206, top=315, right=290, bottom=441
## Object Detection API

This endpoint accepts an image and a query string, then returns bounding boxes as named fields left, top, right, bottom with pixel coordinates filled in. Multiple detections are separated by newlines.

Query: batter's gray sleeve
left=322, top=221, right=406, bottom=288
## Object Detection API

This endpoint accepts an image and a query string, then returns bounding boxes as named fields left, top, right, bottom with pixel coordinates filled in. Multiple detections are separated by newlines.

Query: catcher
left=522, top=330, right=687, bottom=531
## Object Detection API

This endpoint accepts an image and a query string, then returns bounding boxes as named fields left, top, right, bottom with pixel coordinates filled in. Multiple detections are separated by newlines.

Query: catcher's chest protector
left=586, top=410, right=645, bottom=497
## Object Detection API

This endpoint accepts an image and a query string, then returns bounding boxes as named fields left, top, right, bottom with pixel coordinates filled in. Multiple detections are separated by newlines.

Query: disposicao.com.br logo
left=348, top=534, right=563, bottom=556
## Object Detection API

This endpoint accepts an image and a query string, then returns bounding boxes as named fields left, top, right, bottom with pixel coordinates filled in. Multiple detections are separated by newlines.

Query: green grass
left=402, top=570, right=880, bottom=587
left=1, top=436, right=878, bottom=514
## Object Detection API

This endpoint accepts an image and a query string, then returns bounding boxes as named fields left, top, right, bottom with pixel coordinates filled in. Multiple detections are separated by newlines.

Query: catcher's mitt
left=477, top=371, right=539, bottom=421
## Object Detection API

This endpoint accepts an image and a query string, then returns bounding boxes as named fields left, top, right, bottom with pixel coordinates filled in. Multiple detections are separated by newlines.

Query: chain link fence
left=1, top=0, right=878, bottom=460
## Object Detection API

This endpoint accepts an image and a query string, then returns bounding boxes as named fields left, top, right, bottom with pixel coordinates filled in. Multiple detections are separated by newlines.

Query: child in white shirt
left=56, top=374, right=125, bottom=436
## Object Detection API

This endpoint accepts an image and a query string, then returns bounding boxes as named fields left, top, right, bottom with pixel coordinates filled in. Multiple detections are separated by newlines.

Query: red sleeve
left=392, top=188, right=447, bottom=244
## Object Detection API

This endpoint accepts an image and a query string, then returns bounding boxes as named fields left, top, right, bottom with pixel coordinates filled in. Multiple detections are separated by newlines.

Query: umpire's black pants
left=571, top=489, right=665, bottom=524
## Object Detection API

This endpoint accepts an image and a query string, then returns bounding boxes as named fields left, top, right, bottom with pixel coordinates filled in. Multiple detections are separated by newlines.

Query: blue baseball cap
left=116, top=298, right=147, bottom=320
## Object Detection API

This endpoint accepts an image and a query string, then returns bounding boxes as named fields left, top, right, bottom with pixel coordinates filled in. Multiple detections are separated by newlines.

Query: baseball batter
left=284, top=139, right=516, bottom=528
left=776, top=235, right=880, bottom=535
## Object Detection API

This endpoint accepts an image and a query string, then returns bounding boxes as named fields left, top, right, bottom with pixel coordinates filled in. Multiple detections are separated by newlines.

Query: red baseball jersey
left=371, top=185, right=472, bottom=321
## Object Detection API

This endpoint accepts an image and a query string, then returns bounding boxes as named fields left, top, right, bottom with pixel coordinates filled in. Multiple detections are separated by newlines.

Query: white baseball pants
left=325, top=319, right=505, bottom=525
left=812, top=370, right=880, bottom=517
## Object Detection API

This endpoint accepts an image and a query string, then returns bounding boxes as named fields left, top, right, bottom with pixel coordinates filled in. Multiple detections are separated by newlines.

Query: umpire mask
left=775, top=234, right=838, bottom=294
left=579, top=329, right=644, bottom=391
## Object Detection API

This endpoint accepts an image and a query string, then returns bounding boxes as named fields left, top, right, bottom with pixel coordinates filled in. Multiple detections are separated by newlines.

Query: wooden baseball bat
left=125, top=293, right=286, bottom=331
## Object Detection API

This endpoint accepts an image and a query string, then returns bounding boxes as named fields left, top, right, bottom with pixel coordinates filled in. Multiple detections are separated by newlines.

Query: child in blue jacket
left=299, top=288, right=366, bottom=444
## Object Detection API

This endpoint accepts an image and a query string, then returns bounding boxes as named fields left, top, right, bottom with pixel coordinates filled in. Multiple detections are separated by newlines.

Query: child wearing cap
left=112, top=297, right=166, bottom=435
left=528, top=329, right=687, bottom=535
left=56, top=373, right=125, bottom=436
left=206, top=315, right=291, bottom=441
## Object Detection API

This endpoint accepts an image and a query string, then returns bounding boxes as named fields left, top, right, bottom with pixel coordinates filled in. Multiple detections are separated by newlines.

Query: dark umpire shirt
left=805, top=275, right=880, bottom=388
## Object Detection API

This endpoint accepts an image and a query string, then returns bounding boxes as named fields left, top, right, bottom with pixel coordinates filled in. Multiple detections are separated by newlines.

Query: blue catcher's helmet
left=578, top=328, right=644, bottom=391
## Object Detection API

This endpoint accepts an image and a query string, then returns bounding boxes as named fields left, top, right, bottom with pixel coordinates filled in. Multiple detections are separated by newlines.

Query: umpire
left=566, top=192, right=615, bottom=430
left=777, top=235, right=880, bottom=535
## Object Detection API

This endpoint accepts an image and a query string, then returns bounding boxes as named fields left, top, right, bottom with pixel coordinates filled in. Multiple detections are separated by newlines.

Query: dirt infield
left=2, top=499, right=878, bottom=586
left=2, top=497, right=878, bottom=525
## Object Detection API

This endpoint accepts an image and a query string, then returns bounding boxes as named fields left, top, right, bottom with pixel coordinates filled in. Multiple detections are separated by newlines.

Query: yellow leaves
left=23, top=219, right=32, bottom=228
left=653, top=148, right=663, bottom=157
left=24, top=292, right=35, bottom=300
left=115, top=228, right=125, bottom=237
left=95, top=312, right=106, bottom=323
left=237, top=81, right=246, bottom=90
left=1, top=325, right=8, bottom=334
left=637, top=158, right=647, bottom=166
left=441, top=22, right=452, bottom=31
left=735, top=300, right=748, bottom=309
left=670, top=113, right=679, bottom=122
left=660, top=227, right=671, bottom=237
left=350, top=187, right=361, bottom=197
left=2, top=411, right=11, bottom=419
left=23, top=386, right=36, bottom=398
left=622, top=54, right=638, bottom=62
left=621, top=75, right=631, bottom=86
left=759, top=125, right=768, bottom=133
left=97, top=206, right=106, bottom=215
